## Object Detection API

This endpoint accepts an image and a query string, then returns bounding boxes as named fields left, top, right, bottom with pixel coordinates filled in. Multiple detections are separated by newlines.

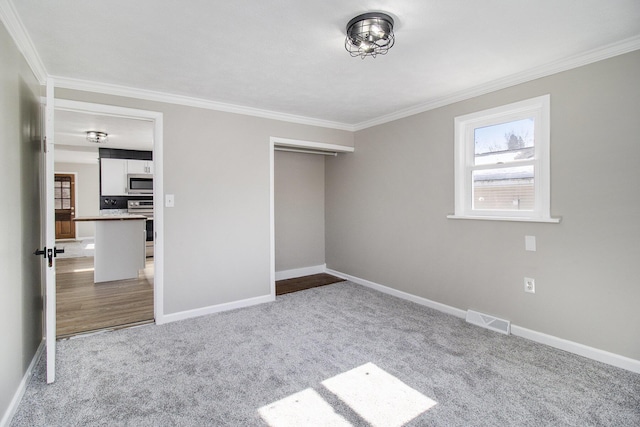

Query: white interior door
left=44, top=78, right=56, bottom=383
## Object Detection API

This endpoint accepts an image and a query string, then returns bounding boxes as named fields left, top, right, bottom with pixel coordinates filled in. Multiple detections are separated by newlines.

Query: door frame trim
left=268, top=136, right=354, bottom=299
left=52, top=98, right=165, bottom=323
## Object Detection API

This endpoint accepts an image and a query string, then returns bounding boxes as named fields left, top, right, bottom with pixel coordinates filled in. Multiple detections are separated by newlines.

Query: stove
left=127, top=199, right=153, bottom=217
left=128, top=200, right=154, bottom=257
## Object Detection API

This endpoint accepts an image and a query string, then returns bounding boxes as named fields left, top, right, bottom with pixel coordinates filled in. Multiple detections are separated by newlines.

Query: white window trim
left=448, top=94, right=560, bottom=223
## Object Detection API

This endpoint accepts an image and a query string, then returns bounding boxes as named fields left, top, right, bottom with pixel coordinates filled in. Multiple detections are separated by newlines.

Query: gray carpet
left=10, top=282, right=640, bottom=426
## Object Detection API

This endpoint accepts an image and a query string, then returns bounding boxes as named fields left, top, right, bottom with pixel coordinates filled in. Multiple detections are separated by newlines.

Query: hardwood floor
left=56, top=257, right=154, bottom=338
left=276, top=273, right=345, bottom=295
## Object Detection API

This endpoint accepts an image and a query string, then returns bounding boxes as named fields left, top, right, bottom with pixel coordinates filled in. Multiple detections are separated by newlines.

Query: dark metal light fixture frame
left=345, top=12, right=395, bottom=59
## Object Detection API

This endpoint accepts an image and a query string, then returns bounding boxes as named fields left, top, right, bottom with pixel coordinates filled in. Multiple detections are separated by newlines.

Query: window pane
left=473, top=165, right=534, bottom=211
left=474, top=118, right=534, bottom=165
left=55, top=199, right=62, bottom=209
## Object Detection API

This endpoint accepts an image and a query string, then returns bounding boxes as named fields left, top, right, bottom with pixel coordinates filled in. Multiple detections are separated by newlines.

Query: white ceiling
left=54, top=110, right=153, bottom=164
left=10, top=0, right=640, bottom=129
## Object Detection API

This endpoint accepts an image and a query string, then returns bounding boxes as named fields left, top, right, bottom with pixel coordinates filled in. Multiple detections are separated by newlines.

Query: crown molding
left=353, top=35, right=640, bottom=131
left=3, top=0, right=637, bottom=133
left=53, top=35, right=640, bottom=133
left=0, top=0, right=47, bottom=84
left=52, top=76, right=356, bottom=131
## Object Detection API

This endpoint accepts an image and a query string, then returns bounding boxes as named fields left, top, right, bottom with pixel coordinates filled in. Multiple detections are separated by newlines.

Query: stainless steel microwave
left=127, top=174, right=153, bottom=194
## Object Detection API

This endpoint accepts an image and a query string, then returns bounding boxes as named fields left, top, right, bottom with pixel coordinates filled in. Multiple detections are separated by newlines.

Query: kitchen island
left=74, top=215, right=147, bottom=283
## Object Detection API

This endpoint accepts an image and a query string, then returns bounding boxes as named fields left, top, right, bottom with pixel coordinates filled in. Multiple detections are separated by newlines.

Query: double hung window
left=450, top=95, right=558, bottom=222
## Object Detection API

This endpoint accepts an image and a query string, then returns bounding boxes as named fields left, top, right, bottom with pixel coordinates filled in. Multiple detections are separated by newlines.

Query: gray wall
left=54, top=162, right=100, bottom=239
left=0, top=22, right=43, bottom=422
left=275, top=151, right=325, bottom=272
left=326, top=50, right=640, bottom=360
left=54, top=87, right=353, bottom=315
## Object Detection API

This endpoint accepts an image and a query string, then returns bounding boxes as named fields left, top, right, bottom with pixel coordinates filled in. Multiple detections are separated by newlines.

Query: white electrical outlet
left=524, top=277, right=535, bottom=293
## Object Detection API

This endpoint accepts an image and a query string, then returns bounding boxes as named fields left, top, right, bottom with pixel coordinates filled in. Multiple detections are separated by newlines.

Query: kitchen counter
left=73, top=215, right=146, bottom=283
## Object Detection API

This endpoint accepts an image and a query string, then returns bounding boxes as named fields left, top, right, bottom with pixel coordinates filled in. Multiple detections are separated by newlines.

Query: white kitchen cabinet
left=101, top=158, right=127, bottom=195
left=127, top=159, right=153, bottom=174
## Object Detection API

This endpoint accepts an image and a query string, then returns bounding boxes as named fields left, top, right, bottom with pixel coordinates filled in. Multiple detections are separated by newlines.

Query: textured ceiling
left=11, top=0, right=640, bottom=128
left=54, top=109, right=154, bottom=164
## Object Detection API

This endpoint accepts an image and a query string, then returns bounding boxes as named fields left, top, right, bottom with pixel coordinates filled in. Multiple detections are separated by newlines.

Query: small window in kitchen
left=449, top=94, right=559, bottom=222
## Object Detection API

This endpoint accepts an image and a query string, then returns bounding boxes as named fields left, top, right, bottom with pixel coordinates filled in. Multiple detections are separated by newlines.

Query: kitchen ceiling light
left=345, top=12, right=395, bottom=59
left=86, top=131, right=108, bottom=143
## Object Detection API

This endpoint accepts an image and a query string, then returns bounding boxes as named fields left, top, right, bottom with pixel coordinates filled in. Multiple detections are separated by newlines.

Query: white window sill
left=447, top=214, right=561, bottom=223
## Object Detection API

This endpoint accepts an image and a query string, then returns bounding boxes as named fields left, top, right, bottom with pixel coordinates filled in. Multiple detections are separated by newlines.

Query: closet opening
left=269, top=137, right=354, bottom=297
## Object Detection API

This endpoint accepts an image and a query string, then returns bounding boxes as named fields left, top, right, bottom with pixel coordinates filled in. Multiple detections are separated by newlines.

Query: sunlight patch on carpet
left=322, top=362, right=437, bottom=427
left=259, top=363, right=436, bottom=426
left=259, top=388, right=351, bottom=427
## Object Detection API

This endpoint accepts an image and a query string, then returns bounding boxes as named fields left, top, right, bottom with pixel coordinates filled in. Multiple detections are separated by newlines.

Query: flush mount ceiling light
left=86, top=131, right=108, bottom=143
left=345, top=12, right=395, bottom=59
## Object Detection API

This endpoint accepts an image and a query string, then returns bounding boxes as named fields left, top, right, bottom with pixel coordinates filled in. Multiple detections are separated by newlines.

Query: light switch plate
left=525, top=235, right=536, bottom=251
left=165, top=194, right=175, bottom=207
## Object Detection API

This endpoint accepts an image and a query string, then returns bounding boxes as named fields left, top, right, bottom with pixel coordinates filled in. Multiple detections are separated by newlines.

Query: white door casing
left=53, top=98, right=165, bottom=325
left=268, top=137, right=354, bottom=299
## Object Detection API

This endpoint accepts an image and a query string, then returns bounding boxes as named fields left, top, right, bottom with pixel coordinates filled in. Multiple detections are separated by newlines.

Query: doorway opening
left=269, top=137, right=353, bottom=297
left=51, top=99, right=164, bottom=338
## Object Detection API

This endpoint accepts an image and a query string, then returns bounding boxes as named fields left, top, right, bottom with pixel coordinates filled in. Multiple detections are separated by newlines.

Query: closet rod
left=274, top=147, right=338, bottom=156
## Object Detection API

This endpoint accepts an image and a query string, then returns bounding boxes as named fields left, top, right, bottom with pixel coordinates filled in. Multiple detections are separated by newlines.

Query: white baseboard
left=327, top=268, right=640, bottom=374
left=158, top=294, right=275, bottom=324
left=1, top=340, right=45, bottom=427
left=54, top=236, right=93, bottom=242
left=326, top=269, right=467, bottom=319
left=510, top=325, right=640, bottom=374
left=276, top=264, right=326, bottom=281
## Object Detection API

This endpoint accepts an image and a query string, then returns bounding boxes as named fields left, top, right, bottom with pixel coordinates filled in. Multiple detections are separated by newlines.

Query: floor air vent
left=465, top=310, right=511, bottom=335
